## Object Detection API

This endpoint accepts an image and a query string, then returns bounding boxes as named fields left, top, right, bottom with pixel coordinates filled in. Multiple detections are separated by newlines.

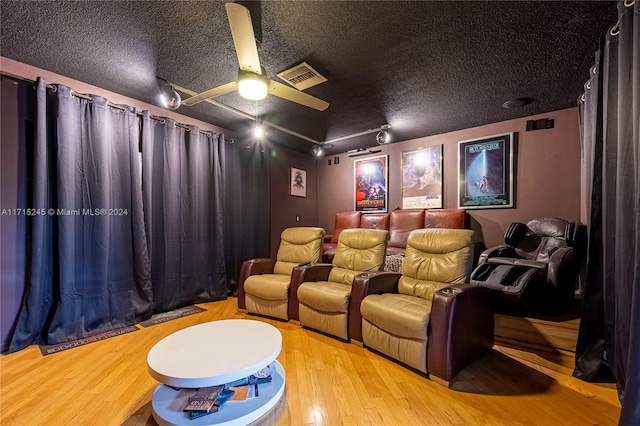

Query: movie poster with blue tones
left=458, top=133, right=514, bottom=209
left=354, top=155, right=388, bottom=212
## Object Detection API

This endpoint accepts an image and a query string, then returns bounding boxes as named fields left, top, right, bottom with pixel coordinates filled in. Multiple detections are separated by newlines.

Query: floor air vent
left=277, top=62, right=327, bottom=91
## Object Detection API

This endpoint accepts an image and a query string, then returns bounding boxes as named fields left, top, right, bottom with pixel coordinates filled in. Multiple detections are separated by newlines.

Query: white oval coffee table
left=147, top=319, right=285, bottom=426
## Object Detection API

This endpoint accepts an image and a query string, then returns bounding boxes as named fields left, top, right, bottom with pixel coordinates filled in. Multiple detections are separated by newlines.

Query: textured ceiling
left=0, top=1, right=617, bottom=155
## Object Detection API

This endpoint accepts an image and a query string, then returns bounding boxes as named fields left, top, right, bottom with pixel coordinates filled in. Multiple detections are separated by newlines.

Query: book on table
left=184, top=388, right=237, bottom=419
left=178, top=363, right=273, bottom=418
left=182, top=385, right=225, bottom=419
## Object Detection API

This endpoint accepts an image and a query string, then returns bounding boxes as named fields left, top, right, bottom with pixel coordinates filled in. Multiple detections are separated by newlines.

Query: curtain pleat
left=614, top=2, right=640, bottom=422
left=575, top=1, right=640, bottom=423
left=141, top=113, right=228, bottom=312
left=220, top=141, right=271, bottom=293
left=574, top=45, right=610, bottom=383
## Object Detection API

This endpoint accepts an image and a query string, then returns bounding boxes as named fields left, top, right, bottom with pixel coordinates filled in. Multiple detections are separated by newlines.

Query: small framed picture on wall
left=458, top=133, right=515, bottom=209
left=354, top=154, right=388, bottom=213
left=290, top=167, right=307, bottom=198
left=401, top=145, right=443, bottom=209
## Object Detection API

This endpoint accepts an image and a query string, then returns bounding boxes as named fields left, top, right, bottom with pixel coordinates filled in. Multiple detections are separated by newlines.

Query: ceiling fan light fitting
left=238, top=69, right=268, bottom=100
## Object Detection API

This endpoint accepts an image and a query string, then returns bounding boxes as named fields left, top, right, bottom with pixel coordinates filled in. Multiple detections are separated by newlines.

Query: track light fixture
left=312, top=145, right=323, bottom=156
left=376, top=124, right=391, bottom=144
left=160, top=83, right=182, bottom=110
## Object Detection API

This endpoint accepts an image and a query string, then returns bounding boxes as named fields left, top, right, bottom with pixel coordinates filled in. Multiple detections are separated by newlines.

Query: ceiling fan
left=182, top=3, right=329, bottom=111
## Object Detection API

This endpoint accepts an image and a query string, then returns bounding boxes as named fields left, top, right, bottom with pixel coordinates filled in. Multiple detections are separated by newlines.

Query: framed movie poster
left=458, top=133, right=514, bottom=209
left=290, top=167, right=306, bottom=198
left=401, top=145, right=443, bottom=209
left=354, top=155, right=388, bottom=212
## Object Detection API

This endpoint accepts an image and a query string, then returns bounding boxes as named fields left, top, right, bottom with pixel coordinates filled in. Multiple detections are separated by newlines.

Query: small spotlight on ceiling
left=254, top=125, right=264, bottom=138
left=160, top=85, right=182, bottom=110
left=312, top=145, right=323, bottom=156
left=376, top=124, right=391, bottom=145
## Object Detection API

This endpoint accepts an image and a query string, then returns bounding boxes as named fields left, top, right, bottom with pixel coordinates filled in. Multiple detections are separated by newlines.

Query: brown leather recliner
left=237, top=227, right=325, bottom=321
left=354, top=229, right=494, bottom=386
left=470, top=217, right=586, bottom=315
left=387, top=209, right=425, bottom=255
left=296, top=228, right=389, bottom=340
left=322, top=211, right=362, bottom=262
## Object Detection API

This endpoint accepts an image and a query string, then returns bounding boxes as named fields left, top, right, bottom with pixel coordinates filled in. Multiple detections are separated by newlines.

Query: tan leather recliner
left=354, top=229, right=494, bottom=386
left=237, top=227, right=325, bottom=321
left=296, top=228, right=389, bottom=340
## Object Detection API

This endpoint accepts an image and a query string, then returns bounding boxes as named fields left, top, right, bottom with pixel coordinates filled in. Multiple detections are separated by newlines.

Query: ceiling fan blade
left=267, top=80, right=329, bottom=111
left=226, top=3, right=262, bottom=74
left=181, top=82, right=238, bottom=106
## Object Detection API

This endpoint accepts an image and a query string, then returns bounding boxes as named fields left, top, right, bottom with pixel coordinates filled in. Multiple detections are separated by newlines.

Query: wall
left=268, top=146, right=319, bottom=256
left=317, top=108, right=582, bottom=249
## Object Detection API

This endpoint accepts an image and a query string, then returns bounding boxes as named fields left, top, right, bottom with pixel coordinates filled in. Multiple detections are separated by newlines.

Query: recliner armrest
left=427, top=284, right=494, bottom=384
left=294, top=263, right=333, bottom=283
left=288, top=263, right=333, bottom=321
left=237, top=258, right=276, bottom=310
left=548, top=247, right=574, bottom=285
left=547, top=246, right=577, bottom=311
left=348, top=271, right=401, bottom=342
left=478, top=245, right=517, bottom=265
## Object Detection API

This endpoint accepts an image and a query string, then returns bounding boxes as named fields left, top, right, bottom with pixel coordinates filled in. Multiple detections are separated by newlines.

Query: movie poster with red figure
left=354, top=155, right=388, bottom=213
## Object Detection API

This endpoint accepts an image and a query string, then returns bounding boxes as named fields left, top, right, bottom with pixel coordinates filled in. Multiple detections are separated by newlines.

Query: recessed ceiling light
left=502, top=97, right=535, bottom=109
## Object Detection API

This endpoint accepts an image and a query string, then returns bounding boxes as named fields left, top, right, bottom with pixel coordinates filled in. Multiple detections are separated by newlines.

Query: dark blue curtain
left=6, top=79, right=272, bottom=351
left=8, top=80, right=153, bottom=352
left=141, top=113, right=228, bottom=312
left=574, top=1, right=640, bottom=424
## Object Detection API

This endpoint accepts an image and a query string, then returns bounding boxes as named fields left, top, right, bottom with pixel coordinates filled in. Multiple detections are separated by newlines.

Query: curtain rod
left=0, top=71, right=234, bottom=142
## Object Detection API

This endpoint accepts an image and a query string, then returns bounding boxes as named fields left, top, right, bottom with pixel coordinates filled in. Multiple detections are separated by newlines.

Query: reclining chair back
left=329, top=228, right=389, bottom=286
left=330, top=211, right=362, bottom=244
left=274, top=227, right=325, bottom=276
left=505, top=217, right=573, bottom=262
left=399, top=229, right=476, bottom=301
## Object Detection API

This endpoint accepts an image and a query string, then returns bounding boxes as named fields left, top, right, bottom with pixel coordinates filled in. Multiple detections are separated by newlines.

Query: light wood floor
left=0, top=297, right=620, bottom=426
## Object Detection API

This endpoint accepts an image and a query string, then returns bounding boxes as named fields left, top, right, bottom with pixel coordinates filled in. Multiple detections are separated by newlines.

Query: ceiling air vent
left=277, top=62, right=327, bottom=91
